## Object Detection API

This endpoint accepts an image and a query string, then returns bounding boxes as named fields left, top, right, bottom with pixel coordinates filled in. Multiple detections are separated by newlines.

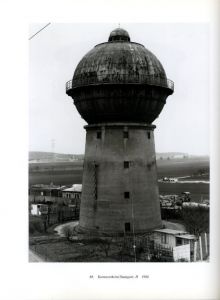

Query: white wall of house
left=173, top=244, right=191, bottom=262
left=30, top=204, right=48, bottom=216
left=31, top=204, right=41, bottom=216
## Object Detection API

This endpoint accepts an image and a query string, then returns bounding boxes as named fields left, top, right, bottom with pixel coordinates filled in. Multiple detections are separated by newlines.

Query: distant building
left=62, top=184, right=82, bottom=200
left=29, top=184, right=65, bottom=197
left=161, top=177, right=178, bottom=183
left=29, top=184, right=66, bottom=203
left=62, top=184, right=82, bottom=210
left=30, top=203, right=48, bottom=216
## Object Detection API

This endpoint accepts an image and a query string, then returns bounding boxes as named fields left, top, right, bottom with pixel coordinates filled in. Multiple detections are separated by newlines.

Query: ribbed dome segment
left=73, top=42, right=167, bottom=87
left=108, top=27, right=130, bottom=42
left=66, top=28, right=174, bottom=124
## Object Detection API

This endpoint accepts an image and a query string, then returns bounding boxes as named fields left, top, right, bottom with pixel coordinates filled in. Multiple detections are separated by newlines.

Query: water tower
left=66, top=28, right=174, bottom=234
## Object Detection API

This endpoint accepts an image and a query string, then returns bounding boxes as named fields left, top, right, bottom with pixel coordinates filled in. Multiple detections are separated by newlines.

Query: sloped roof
left=154, top=228, right=186, bottom=235
left=62, top=184, right=82, bottom=193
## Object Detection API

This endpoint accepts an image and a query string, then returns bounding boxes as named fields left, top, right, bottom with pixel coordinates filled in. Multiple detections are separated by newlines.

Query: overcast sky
left=29, top=23, right=209, bottom=156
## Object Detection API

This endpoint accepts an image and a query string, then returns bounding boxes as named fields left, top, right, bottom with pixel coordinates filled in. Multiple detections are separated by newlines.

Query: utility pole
left=51, top=138, right=55, bottom=163
left=50, top=138, right=55, bottom=187
left=131, top=194, right=137, bottom=262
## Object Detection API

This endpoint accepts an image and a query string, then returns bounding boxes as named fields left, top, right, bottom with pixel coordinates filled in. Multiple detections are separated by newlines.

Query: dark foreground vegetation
left=182, top=206, right=209, bottom=236
left=29, top=202, right=209, bottom=263
left=30, top=231, right=174, bottom=262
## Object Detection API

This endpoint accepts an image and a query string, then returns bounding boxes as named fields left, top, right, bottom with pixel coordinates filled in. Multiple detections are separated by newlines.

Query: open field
left=29, top=157, right=209, bottom=184
left=156, top=157, right=209, bottom=178
left=29, top=157, right=209, bottom=201
left=158, top=182, right=209, bottom=202
left=29, top=171, right=82, bottom=186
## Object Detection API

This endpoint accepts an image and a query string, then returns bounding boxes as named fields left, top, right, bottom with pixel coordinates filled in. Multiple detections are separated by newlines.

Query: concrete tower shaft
left=78, top=123, right=161, bottom=234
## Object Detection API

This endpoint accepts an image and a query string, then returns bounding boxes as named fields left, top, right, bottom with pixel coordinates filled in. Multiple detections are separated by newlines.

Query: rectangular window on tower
left=124, top=161, right=130, bottom=168
left=125, top=222, right=131, bottom=232
left=97, top=131, right=101, bottom=139
left=124, top=192, right=130, bottom=199
left=147, top=132, right=151, bottom=139
left=123, top=131, right=129, bottom=139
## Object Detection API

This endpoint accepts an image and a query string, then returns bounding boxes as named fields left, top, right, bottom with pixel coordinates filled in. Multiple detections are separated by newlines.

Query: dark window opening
left=176, top=237, right=183, bottom=246
left=125, top=222, right=131, bottom=232
left=124, top=161, right=130, bottom=168
left=123, top=131, right=129, bottom=139
left=161, top=233, right=167, bottom=244
left=97, top=131, right=101, bottom=139
left=147, top=132, right=151, bottom=139
left=124, top=192, right=130, bottom=199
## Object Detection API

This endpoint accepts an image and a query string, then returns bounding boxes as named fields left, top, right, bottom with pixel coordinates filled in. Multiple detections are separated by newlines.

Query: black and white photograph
left=1, top=0, right=220, bottom=299
left=29, top=23, right=209, bottom=263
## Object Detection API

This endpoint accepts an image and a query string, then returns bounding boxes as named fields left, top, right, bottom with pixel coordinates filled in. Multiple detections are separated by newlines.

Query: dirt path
left=54, top=220, right=184, bottom=235
left=54, top=221, right=79, bottom=237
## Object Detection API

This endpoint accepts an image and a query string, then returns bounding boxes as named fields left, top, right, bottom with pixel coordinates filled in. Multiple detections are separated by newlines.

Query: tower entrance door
left=125, top=222, right=131, bottom=232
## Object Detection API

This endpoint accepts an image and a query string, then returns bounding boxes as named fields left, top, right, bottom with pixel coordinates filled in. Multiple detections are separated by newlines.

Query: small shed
left=152, top=228, right=197, bottom=261
left=153, top=228, right=197, bottom=248
left=62, top=184, right=82, bottom=202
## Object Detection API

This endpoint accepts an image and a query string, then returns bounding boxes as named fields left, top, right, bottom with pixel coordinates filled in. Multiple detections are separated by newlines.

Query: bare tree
left=182, top=206, right=209, bottom=236
left=98, top=238, right=113, bottom=257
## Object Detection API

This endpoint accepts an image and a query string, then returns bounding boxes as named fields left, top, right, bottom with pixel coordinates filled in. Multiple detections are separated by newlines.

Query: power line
left=29, top=23, right=51, bottom=40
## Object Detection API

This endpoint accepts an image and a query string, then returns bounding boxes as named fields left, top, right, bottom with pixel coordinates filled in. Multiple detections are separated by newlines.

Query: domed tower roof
left=66, top=28, right=174, bottom=124
left=108, top=27, right=130, bottom=42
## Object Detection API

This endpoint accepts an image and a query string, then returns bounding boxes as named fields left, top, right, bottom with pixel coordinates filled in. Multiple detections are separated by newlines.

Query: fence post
left=194, top=241, right=197, bottom=262
left=199, top=236, right=203, bottom=261
left=204, top=232, right=208, bottom=256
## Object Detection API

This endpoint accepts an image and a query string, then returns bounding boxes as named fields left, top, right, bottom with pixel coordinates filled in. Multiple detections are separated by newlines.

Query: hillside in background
left=156, top=152, right=188, bottom=159
left=29, top=151, right=208, bottom=163
left=29, top=151, right=84, bottom=162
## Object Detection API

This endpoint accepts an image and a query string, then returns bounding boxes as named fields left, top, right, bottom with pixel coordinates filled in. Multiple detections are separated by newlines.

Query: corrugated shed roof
left=153, top=228, right=186, bottom=235
left=175, top=234, right=196, bottom=240
left=62, top=184, right=82, bottom=193
left=154, top=229, right=197, bottom=240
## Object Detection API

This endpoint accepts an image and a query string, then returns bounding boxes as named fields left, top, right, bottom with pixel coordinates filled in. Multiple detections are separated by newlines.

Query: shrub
left=63, top=226, right=74, bottom=241
left=29, top=216, right=45, bottom=235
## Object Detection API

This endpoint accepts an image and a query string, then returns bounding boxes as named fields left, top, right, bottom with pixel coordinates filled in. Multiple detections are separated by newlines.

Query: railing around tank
left=66, top=80, right=73, bottom=91
left=66, top=74, right=174, bottom=92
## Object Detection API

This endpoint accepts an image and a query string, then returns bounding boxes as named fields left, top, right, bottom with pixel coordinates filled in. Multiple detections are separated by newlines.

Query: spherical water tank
left=66, top=28, right=174, bottom=124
